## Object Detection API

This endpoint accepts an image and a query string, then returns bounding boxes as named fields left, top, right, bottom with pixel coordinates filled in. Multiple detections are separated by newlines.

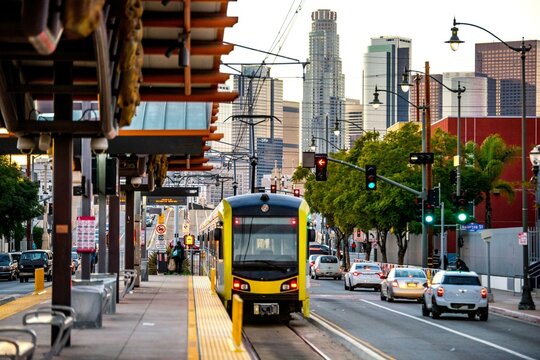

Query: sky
left=221, top=0, right=540, bottom=103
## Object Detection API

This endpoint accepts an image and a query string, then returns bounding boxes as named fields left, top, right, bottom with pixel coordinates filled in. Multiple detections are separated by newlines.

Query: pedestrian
left=455, top=259, right=470, bottom=272
left=351, top=242, right=356, bottom=253
left=172, top=242, right=184, bottom=274
left=443, top=255, right=448, bottom=270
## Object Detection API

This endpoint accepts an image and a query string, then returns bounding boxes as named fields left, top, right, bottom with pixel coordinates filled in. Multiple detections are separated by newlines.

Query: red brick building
left=433, top=116, right=540, bottom=229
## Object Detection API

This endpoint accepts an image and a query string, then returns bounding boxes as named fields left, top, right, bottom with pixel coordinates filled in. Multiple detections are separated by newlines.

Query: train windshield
left=232, top=217, right=298, bottom=279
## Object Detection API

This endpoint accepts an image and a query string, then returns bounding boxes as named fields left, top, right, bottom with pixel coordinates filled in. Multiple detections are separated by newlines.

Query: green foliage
left=0, top=156, right=43, bottom=242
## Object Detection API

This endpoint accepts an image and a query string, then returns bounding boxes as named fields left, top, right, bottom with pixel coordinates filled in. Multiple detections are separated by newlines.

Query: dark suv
left=18, top=250, right=53, bottom=282
left=0, top=252, right=19, bottom=281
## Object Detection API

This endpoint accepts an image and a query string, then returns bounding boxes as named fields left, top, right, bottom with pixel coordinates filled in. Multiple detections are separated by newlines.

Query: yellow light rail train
left=199, top=192, right=314, bottom=322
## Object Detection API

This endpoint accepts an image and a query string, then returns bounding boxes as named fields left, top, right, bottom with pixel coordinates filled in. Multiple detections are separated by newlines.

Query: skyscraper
left=364, top=36, right=411, bottom=130
left=302, top=9, right=345, bottom=153
left=475, top=40, right=539, bottom=116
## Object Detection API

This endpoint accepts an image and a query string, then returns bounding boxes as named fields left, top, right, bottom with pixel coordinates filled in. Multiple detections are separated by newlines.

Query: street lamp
left=371, top=86, right=430, bottom=268
left=448, top=18, right=535, bottom=310
left=402, top=68, right=466, bottom=258
left=311, top=134, right=342, bottom=152
left=332, top=119, right=372, bottom=137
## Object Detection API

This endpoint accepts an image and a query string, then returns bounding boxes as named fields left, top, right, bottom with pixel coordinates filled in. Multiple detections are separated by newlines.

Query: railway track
left=243, top=313, right=359, bottom=360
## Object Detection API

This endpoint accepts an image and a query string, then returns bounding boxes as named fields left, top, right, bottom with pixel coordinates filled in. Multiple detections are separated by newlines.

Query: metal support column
left=125, top=189, right=135, bottom=270
left=109, top=195, right=120, bottom=302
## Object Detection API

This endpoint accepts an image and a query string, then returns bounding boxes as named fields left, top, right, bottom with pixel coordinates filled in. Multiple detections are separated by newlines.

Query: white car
left=311, top=255, right=341, bottom=280
left=343, top=262, right=384, bottom=291
left=422, top=270, right=489, bottom=321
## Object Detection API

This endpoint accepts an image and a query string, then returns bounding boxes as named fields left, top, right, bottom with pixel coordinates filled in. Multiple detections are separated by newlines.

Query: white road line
left=362, top=300, right=536, bottom=360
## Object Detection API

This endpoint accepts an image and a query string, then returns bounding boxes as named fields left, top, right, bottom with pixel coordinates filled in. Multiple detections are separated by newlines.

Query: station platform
left=0, top=275, right=251, bottom=360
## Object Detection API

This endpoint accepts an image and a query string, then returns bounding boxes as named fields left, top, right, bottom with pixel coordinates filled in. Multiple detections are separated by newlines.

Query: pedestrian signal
left=270, top=184, right=277, bottom=193
left=365, top=165, right=377, bottom=190
left=184, top=234, right=194, bottom=246
left=314, top=154, right=328, bottom=181
left=293, top=188, right=301, bottom=197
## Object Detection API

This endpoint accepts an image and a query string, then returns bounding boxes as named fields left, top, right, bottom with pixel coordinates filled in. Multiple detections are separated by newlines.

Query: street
left=309, top=278, right=540, bottom=360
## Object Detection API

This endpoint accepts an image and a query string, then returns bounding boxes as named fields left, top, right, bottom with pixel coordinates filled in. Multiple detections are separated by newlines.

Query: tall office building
left=363, top=36, right=411, bottom=130
left=342, top=98, right=363, bottom=149
left=282, top=101, right=300, bottom=177
left=302, top=9, right=346, bottom=153
left=407, top=74, right=443, bottom=123
left=442, top=72, right=491, bottom=118
left=231, top=65, right=284, bottom=191
left=475, top=40, right=539, bottom=116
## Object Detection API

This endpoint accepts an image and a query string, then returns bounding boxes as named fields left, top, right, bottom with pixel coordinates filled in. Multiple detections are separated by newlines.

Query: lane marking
left=362, top=300, right=536, bottom=360
left=311, top=312, right=394, bottom=360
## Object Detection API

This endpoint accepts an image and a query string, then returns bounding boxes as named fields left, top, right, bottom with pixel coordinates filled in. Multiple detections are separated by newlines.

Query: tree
left=463, top=134, right=519, bottom=229
left=0, top=156, right=43, bottom=245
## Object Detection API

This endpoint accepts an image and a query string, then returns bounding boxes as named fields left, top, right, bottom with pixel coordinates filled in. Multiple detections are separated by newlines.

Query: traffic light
left=365, top=165, right=377, bottom=190
left=270, top=184, right=277, bottom=193
left=314, top=154, right=328, bottom=181
left=455, top=196, right=469, bottom=223
left=184, top=234, right=194, bottom=246
left=414, top=197, right=423, bottom=221
left=424, top=202, right=435, bottom=224
left=293, top=188, right=300, bottom=197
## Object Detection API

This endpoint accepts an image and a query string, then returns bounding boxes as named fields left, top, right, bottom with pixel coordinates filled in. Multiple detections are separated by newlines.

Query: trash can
left=90, top=273, right=118, bottom=313
left=71, top=279, right=105, bottom=328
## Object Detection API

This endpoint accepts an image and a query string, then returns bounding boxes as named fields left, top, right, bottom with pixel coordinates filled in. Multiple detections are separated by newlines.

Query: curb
left=0, top=296, right=16, bottom=306
left=490, top=306, right=540, bottom=324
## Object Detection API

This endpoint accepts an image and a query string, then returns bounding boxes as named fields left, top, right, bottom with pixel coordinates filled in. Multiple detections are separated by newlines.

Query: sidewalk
left=487, top=288, right=540, bottom=324
left=1, top=275, right=190, bottom=360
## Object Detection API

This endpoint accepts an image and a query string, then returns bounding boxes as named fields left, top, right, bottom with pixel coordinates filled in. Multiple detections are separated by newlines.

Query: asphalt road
left=309, top=277, right=540, bottom=360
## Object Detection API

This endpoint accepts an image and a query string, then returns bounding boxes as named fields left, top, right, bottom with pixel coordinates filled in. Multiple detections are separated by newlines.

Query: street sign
left=461, top=223, right=484, bottom=232
left=156, top=224, right=167, bottom=235
left=518, top=232, right=528, bottom=245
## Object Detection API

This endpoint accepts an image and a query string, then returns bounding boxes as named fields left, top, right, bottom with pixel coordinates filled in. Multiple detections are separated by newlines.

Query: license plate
left=407, top=282, right=417, bottom=287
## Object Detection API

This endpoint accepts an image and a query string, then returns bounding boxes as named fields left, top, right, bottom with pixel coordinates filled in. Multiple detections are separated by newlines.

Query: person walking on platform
left=172, top=242, right=184, bottom=274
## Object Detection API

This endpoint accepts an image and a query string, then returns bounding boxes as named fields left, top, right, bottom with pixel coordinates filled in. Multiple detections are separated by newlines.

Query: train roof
left=225, top=193, right=303, bottom=210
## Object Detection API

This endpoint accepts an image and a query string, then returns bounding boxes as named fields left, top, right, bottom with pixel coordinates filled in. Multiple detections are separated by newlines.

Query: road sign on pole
left=156, top=224, right=167, bottom=235
left=182, top=223, right=189, bottom=234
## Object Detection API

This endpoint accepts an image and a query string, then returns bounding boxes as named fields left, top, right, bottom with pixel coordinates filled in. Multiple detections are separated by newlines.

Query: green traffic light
left=367, top=182, right=376, bottom=189
left=425, top=214, right=434, bottom=224
left=457, top=212, right=467, bottom=222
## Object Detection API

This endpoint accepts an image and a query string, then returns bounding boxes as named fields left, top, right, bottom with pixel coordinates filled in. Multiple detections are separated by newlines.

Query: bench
left=121, top=269, right=137, bottom=298
left=22, top=305, right=76, bottom=360
left=0, top=327, right=37, bottom=360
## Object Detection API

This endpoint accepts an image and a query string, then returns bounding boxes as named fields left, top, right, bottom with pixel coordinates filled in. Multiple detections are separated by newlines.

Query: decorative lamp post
left=371, top=86, right=430, bottom=268
left=448, top=18, right=534, bottom=310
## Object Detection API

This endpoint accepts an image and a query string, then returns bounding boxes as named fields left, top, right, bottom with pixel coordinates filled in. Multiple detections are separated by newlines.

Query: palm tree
left=464, top=134, right=520, bottom=229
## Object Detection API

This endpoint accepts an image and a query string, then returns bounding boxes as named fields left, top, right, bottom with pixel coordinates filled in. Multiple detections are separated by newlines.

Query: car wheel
left=24, top=277, right=29, bottom=283
left=417, top=297, right=424, bottom=303
left=468, top=312, right=476, bottom=320
left=344, top=280, right=349, bottom=290
left=422, top=301, right=430, bottom=316
left=314, top=274, right=319, bottom=280
left=20, top=277, right=24, bottom=283
left=380, top=290, right=387, bottom=301
left=348, top=280, right=354, bottom=292
left=479, top=308, right=489, bottom=321
left=431, top=302, right=441, bottom=319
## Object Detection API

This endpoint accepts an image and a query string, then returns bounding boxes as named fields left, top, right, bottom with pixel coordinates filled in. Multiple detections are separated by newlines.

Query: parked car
left=309, top=242, right=329, bottom=255
left=311, top=255, right=341, bottom=280
left=380, top=267, right=427, bottom=302
left=343, top=262, right=384, bottom=291
left=0, top=252, right=19, bottom=281
left=18, top=250, right=53, bottom=282
left=422, top=270, right=489, bottom=321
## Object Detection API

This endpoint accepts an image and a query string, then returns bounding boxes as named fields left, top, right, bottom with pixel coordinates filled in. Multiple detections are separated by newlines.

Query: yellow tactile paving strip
left=191, top=276, right=250, bottom=360
left=0, top=291, right=51, bottom=321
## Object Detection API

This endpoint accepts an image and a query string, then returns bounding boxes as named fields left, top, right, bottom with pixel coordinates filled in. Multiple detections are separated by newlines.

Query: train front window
left=232, top=217, right=298, bottom=279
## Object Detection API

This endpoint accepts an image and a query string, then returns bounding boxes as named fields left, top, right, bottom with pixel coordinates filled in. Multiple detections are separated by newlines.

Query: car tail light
left=234, top=218, right=241, bottom=225
left=436, top=286, right=444, bottom=297
left=353, top=271, right=360, bottom=276
left=481, top=287, right=488, bottom=299
left=391, top=280, right=399, bottom=288
left=281, top=278, right=298, bottom=292
left=378, top=272, right=385, bottom=279
left=232, top=278, right=250, bottom=291
left=291, top=218, right=297, bottom=225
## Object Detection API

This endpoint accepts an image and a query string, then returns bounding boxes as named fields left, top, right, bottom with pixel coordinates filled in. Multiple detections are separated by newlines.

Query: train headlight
left=232, top=277, right=250, bottom=291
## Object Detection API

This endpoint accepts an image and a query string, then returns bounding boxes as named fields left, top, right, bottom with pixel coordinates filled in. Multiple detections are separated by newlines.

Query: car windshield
left=442, top=275, right=481, bottom=286
left=354, top=264, right=381, bottom=271
left=21, top=252, right=47, bottom=261
left=320, top=256, right=337, bottom=264
left=0, top=254, right=10, bottom=264
left=395, top=270, right=426, bottom=278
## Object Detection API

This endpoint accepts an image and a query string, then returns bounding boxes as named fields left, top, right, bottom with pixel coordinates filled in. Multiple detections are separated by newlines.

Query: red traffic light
left=270, top=184, right=277, bottom=193
left=314, top=154, right=328, bottom=181
left=293, top=189, right=300, bottom=197
left=316, top=157, right=327, bottom=167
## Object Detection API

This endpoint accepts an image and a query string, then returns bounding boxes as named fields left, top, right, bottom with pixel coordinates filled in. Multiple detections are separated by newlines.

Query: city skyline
left=222, top=0, right=540, bottom=103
